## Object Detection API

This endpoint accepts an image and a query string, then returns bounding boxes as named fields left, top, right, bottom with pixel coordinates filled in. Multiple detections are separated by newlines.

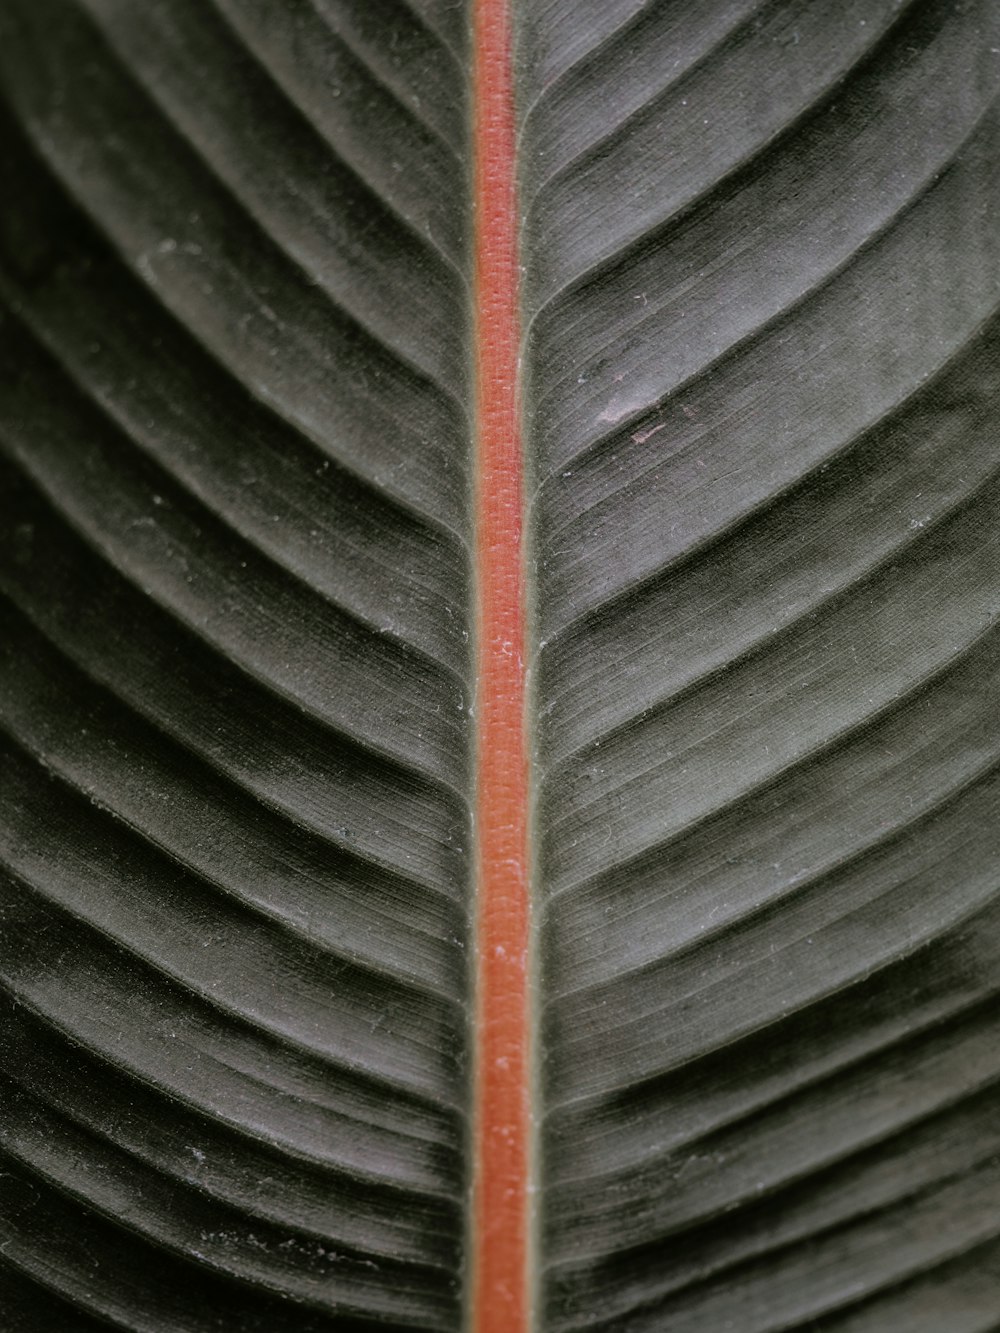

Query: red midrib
left=472, top=0, right=529, bottom=1329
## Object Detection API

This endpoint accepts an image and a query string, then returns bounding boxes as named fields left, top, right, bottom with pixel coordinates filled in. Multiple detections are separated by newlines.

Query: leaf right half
left=523, top=2, right=1000, bottom=1329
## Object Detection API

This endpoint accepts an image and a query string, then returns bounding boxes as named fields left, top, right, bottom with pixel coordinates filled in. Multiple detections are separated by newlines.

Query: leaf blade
left=524, top=2, right=1000, bottom=1328
left=0, top=1, right=473, bottom=1326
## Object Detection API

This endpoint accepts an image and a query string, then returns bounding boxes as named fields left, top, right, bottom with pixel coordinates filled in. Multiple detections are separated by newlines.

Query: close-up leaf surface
left=1, top=1, right=999, bottom=1330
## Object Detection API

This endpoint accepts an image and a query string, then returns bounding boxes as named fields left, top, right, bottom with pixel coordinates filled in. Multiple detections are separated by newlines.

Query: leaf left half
left=0, top=2, right=473, bottom=1329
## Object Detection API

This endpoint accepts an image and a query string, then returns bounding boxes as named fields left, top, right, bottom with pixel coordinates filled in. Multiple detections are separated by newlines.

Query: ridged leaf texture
left=2, top=2, right=1000, bottom=1330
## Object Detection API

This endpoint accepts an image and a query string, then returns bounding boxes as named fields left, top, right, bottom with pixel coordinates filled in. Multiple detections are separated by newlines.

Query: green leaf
left=525, top=0, right=1000, bottom=1327
left=3, top=2, right=1000, bottom=1330
left=0, top=1, right=471, bottom=1327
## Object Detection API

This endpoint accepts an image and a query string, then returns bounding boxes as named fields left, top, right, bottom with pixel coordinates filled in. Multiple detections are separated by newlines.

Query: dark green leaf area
left=0, top=0, right=472, bottom=1328
left=524, top=0, right=1000, bottom=1328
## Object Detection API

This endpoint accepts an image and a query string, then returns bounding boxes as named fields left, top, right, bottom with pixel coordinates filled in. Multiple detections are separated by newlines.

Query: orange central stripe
left=471, top=0, right=529, bottom=1328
